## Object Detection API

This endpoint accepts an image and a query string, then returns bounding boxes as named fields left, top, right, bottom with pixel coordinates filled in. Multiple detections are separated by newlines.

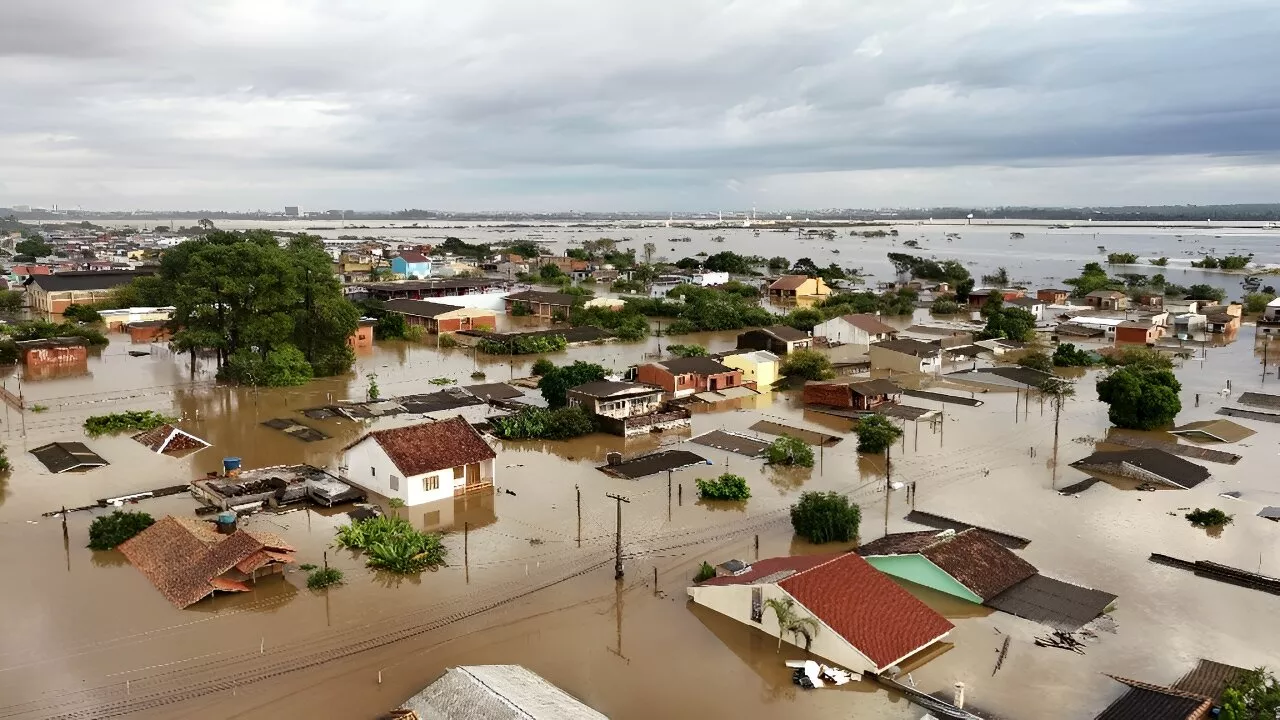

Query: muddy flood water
left=1, top=310, right=1279, bottom=719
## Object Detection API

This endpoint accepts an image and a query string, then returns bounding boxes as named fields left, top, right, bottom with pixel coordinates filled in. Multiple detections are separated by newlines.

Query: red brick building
left=127, top=320, right=171, bottom=344
left=384, top=300, right=497, bottom=333
left=636, top=357, right=743, bottom=398
left=347, top=318, right=376, bottom=349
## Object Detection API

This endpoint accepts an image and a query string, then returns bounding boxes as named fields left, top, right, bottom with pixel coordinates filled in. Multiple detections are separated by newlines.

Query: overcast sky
left=2, top=0, right=1278, bottom=212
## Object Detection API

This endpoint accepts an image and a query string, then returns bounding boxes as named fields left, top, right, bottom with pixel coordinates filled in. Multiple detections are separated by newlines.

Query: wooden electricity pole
left=607, top=493, right=631, bottom=579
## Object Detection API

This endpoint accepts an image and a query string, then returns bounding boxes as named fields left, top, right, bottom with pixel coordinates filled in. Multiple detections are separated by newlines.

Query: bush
left=1053, top=343, right=1096, bottom=367
left=790, top=492, right=861, bottom=544
left=334, top=515, right=447, bottom=573
left=855, top=414, right=903, bottom=453
left=779, top=349, right=835, bottom=381
left=930, top=298, right=961, bottom=314
left=220, top=345, right=313, bottom=386
left=766, top=436, right=814, bottom=467
left=611, top=279, right=645, bottom=293
left=695, top=473, right=751, bottom=501
left=470, top=370, right=486, bottom=380
left=62, top=304, right=103, bottom=324
left=0, top=446, right=9, bottom=473
left=531, top=358, right=555, bottom=376
left=1245, top=293, right=1277, bottom=314
left=1017, top=350, right=1054, bottom=373
left=571, top=305, right=649, bottom=341
left=9, top=319, right=108, bottom=346
left=667, top=344, right=708, bottom=358
left=477, top=334, right=568, bottom=355
left=84, top=410, right=178, bottom=437
left=1185, top=508, right=1233, bottom=527
left=88, top=510, right=155, bottom=550
left=489, top=406, right=595, bottom=440
left=1103, top=346, right=1174, bottom=369
left=1186, top=283, right=1225, bottom=302
left=694, top=561, right=717, bottom=583
left=510, top=301, right=531, bottom=317
left=1106, top=252, right=1139, bottom=264
left=1096, top=364, right=1181, bottom=430
left=437, top=333, right=459, bottom=349
left=306, top=567, right=345, bottom=589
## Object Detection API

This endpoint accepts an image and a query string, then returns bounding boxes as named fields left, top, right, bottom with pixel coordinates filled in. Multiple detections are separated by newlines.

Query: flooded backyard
left=1, top=288, right=1279, bottom=717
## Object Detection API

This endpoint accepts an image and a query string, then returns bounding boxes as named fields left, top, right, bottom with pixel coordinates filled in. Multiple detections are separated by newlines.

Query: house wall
left=30, top=288, right=117, bottom=314
left=22, top=345, right=88, bottom=367
left=687, top=583, right=879, bottom=674
left=803, top=383, right=852, bottom=408
left=128, top=325, right=170, bottom=344
left=343, top=440, right=496, bottom=506
left=864, top=555, right=983, bottom=604
left=1037, top=290, right=1068, bottom=303
left=391, top=258, right=432, bottom=278
left=720, top=355, right=778, bottom=388
left=1115, top=326, right=1159, bottom=345
left=567, top=391, right=663, bottom=419
left=868, top=346, right=935, bottom=374
left=347, top=324, right=374, bottom=349
left=813, top=318, right=872, bottom=346
left=636, top=364, right=677, bottom=393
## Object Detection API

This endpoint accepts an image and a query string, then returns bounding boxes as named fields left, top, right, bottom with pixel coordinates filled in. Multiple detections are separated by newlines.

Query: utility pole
left=575, top=485, right=581, bottom=547
left=606, top=493, right=631, bottom=579
left=464, top=522, right=470, bottom=582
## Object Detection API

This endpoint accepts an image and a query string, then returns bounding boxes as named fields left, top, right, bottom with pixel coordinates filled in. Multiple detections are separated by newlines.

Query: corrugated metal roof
left=398, top=665, right=606, bottom=720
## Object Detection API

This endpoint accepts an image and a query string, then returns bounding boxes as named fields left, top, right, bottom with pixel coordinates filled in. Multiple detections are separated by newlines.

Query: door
left=465, top=462, right=481, bottom=490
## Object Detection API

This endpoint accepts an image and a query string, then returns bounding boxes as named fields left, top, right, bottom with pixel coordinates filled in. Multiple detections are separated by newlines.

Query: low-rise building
left=1037, top=288, right=1070, bottom=304
left=636, top=357, right=743, bottom=398
left=126, top=320, right=170, bottom=344
left=347, top=317, right=376, bottom=348
left=767, top=275, right=830, bottom=301
left=1006, top=296, right=1046, bottom=321
left=1085, top=289, right=1129, bottom=311
left=505, top=290, right=578, bottom=319
left=566, top=380, right=690, bottom=436
left=812, top=313, right=898, bottom=347
left=1115, top=320, right=1163, bottom=345
left=688, top=553, right=954, bottom=675
left=1258, top=297, right=1280, bottom=336
left=967, top=288, right=1024, bottom=309
left=868, top=338, right=943, bottom=374
left=342, top=416, right=497, bottom=506
left=97, top=306, right=174, bottom=331
left=24, top=270, right=154, bottom=314
left=718, top=350, right=780, bottom=389
left=803, top=378, right=902, bottom=411
left=363, top=278, right=504, bottom=302
left=858, top=529, right=1037, bottom=604
left=1199, top=303, right=1242, bottom=333
left=393, top=665, right=607, bottom=720
left=736, top=325, right=812, bottom=355
left=390, top=250, right=433, bottom=279
left=384, top=299, right=497, bottom=333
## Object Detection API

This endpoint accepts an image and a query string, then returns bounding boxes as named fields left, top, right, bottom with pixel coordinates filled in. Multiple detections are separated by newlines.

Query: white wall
left=342, top=438, right=456, bottom=506
left=424, top=292, right=511, bottom=312
left=813, top=318, right=870, bottom=346
left=688, top=583, right=878, bottom=674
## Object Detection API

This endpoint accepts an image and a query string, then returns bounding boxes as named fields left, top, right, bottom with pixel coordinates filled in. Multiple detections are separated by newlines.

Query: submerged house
left=803, top=379, right=902, bottom=411
left=812, top=313, right=899, bottom=347
left=736, top=325, right=812, bottom=356
left=1095, top=659, right=1249, bottom=720
left=636, top=357, right=743, bottom=398
left=688, top=552, right=954, bottom=675
left=767, top=275, right=831, bottom=301
left=119, top=516, right=296, bottom=609
left=384, top=299, right=497, bottom=334
left=718, top=350, right=780, bottom=389
left=566, top=380, right=690, bottom=437
left=868, top=338, right=943, bottom=374
left=342, top=416, right=497, bottom=506
left=1070, top=449, right=1211, bottom=489
left=391, top=665, right=606, bottom=720
left=857, top=529, right=1036, bottom=604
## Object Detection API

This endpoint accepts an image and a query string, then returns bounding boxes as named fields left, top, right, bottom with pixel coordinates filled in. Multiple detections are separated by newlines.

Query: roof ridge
left=1105, top=675, right=1214, bottom=702
left=787, top=550, right=857, bottom=580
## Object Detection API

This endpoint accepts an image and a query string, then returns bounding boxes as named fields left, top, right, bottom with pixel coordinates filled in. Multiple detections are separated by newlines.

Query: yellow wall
left=721, top=353, right=778, bottom=388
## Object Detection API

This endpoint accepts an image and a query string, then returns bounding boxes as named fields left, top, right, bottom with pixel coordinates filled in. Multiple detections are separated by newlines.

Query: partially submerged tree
left=666, top=344, right=708, bottom=358
left=88, top=511, right=155, bottom=550
left=1053, top=343, right=1096, bottom=367
left=1096, top=364, right=1181, bottom=430
left=790, top=492, right=860, bottom=543
left=695, top=473, right=751, bottom=501
left=1039, top=377, right=1076, bottom=486
left=855, top=415, right=902, bottom=454
left=766, top=436, right=814, bottom=467
left=763, top=597, right=821, bottom=652
left=1220, top=667, right=1280, bottom=719
left=779, top=349, right=835, bottom=381
left=1017, top=350, right=1054, bottom=373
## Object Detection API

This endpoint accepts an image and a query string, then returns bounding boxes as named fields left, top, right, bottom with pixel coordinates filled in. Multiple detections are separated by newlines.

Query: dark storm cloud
left=1, top=0, right=1277, bottom=209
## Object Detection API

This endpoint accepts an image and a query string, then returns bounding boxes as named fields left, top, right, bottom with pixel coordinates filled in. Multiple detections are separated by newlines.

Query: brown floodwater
left=1, top=317, right=1278, bottom=719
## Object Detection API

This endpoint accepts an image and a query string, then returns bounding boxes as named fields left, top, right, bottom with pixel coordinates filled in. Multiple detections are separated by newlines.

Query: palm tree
left=763, top=597, right=821, bottom=652
left=1039, top=377, right=1076, bottom=488
left=643, top=242, right=657, bottom=265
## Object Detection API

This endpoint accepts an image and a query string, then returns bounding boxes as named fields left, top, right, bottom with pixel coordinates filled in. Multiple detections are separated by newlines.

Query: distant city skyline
left=3, top=1, right=1278, bottom=211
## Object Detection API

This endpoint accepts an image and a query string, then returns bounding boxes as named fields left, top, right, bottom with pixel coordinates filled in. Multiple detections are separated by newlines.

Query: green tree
left=538, top=263, right=565, bottom=282
left=784, top=308, right=824, bottom=331
left=531, top=358, right=555, bottom=376
left=1244, top=293, right=1276, bottom=313
left=855, top=414, right=902, bottom=453
left=702, top=251, right=753, bottom=274
left=1096, top=364, right=1181, bottom=429
left=1186, top=283, right=1225, bottom=302
left=667, top=344, right=708, bottom=358
left=779, top=349, right=834, bottom=381
left=503, top=239, right=542, bottom=259
left=1064, top=262, right=1121, bottom=297
left=763, top=597, right=820, bottom=652
left=768, top=256, right=790, bottom=272
left=222, top=345, right=314, bottom=386
left=642, top=242, right=657, bottom=265
left=1053, top=343, right=1095, bottom=367
left=488, top=406, right=595, bottom=440
left=366, top=372, right=380, bottom=400
left=695, top=473, right=751, bottom=501
left=766, top=436, right=814, bottom=467
left=88, top=510, right=155, bottom=550
left=1219, top=668, right=1280, bottom=720
left=1040, top=377, right=1076, bottom=486
left=1017, top=350, right=1054, bottom=373
left=979, top=297, right=1037, bottom=342
left=61, top=304, right=103, bottom=324
left=790, top=491, right=860, bottom=543
left=930, top=298, right=961, bottom=314
left=15, top=237, right=52, bottom=257
left=0, top=290, right=24, bottom=312
left=537, top=361, right=608, bottom=407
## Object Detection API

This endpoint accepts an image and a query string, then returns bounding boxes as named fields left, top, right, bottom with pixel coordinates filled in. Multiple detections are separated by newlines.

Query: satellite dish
left=966, top=213, right=974, bottom=219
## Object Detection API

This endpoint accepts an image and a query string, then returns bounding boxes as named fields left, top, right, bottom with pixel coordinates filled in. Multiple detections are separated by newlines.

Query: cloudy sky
left=2, top=0, right=1278, bottom=212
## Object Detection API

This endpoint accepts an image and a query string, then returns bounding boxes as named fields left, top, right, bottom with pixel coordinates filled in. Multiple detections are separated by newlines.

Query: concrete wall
left=868, top=346, right=935, bottom=374
left=864, top=555, right=982, bottom=604
left=343, top=439, right=497, bottom=506
left=721, top=354, right=778, bottom=388
left=687, top=583, right=878, bottom=674
left=813, top=318, right=873, bottom=346
left=22, top=345, right=87, bottom=367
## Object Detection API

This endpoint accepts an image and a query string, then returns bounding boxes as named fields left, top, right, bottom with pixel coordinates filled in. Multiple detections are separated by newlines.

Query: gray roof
left=657, top=356, right=734, bottom=375
left=28, top=270, right=154, bottom=292
left=383, top=299, right=469, bottom=318
left=871, top=338, right=942, bottom=357
left=506, top=290, right=578, bottom=306
left=753, top=325, right=810, bottom=342
left=399, top=665, right=606, bottom=720
left=1071, top=449, right=1211, bottom=488
left=568, top=380, right=661, bottom=398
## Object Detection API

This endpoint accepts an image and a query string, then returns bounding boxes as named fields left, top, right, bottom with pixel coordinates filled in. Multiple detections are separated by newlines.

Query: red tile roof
left=701, top=552, right=954, bottom=670
left=364, top=416, right=496, bottom=477
left=398, top=251, right=431, bottom=264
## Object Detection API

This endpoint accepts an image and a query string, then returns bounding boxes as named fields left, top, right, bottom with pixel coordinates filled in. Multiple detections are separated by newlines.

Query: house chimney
left=953, top=682, right=966, bottom=709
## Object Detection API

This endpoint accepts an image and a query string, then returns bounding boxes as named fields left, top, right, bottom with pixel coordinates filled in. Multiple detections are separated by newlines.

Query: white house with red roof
left=341, top=416, right=497, bottom=506
left=688, top=552, right=953, bottom=675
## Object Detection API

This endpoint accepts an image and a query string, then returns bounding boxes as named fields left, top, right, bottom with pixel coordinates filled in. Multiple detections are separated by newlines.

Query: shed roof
left=1169, top=419, right=1256, bottom=443
left=383, top=299, right=474, bottom=318
left=131, top=424, right=211, bottom=455
left=838, top=313, right=898, bottom=335
left=1170, top=659, right=1249, bottom=701
left=846, top=379, right=903, bottom=396
left=1095, top=677, right=1212, bottom=720
left=871, top=338, right=942, bottom=357
left=568, top=380, right=661, bottom=398
left=702, top=552, right=954, bottom=670
left=655, top=356, right=735, bottom=375
left=750, top=325, right=810, bottom=342
left=398, top=665, right=606, bottom=720
left=506, top=290, right=578, bottom=306
left=27, top=270, right=154, bottom=292
left=30, top=441, right=108, bottom=473
left=769, top=274, right=811, bottom=291
left=356, top=416, right=495, bottom=477
left=858, top=529, right=1037, bottom=601
left=396, top=251, right=431, bottom=264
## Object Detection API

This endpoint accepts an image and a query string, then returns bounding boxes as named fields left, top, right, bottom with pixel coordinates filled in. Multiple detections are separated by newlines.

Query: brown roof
left=700, top=552, right=953, bottom=670
left=131, top=424, right=209, bottom=455
left=118, top=516, right=293, bottom=608
left=1097, top=677, right=1213, bottom=720
left=840, top=314, right=898, bottom=335
left=1170, top=659, right=1249, bottom=701
left=363, top=416, right=496, bottom=477
left=769, top=275, right=810, bottom=291
left=846, top=379, right=903, bottom=397
left=859, top=529, right=1037, bottom=601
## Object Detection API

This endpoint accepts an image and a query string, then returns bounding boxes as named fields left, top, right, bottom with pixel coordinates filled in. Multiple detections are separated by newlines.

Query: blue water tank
left=216, top=511, right=236, bottom=524
left=223, top=457, right=242, bottom=472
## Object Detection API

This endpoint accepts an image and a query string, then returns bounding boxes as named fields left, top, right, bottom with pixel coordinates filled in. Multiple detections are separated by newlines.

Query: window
left=750, top=587, right=763, bottom=623
left=424, top=476, right=440, bottom=492
left=389, top=475, right=399, bottom=491
left=453, top=466, right=465, bottom=480
left=371, top=466, right=376, bottom=477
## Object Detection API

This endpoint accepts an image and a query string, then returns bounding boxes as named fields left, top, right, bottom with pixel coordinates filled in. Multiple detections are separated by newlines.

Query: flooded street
left=1, top=301, right=1279, bottom=718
